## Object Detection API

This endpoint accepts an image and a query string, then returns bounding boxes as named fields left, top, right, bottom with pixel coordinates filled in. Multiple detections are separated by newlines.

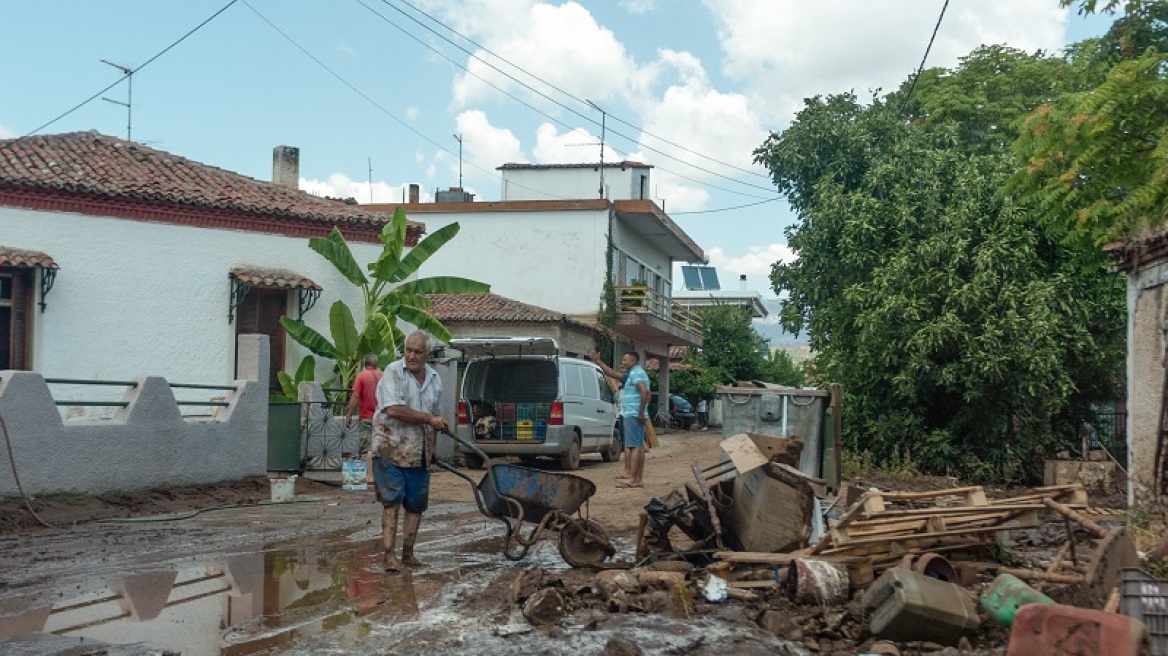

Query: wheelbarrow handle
left=439, top=426, right=492, bottom=463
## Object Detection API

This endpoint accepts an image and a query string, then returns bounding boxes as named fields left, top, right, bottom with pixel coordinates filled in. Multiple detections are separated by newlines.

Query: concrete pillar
left=408, top=183, right=420, bottom=203
left=237, top=333, right=270, bottom=385
left=272, top=146, right=300, bottom=189
left=657, top=345, right=671, bottom=427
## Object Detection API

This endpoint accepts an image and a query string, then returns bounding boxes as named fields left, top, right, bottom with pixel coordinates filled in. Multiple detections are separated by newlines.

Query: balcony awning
left=0, top=246, right=57, bottom=268
left=229, top=266, right=321, bottom=291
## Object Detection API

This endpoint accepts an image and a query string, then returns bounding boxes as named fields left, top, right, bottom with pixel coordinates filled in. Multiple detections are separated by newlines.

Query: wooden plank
left=690, top=461, right=725, bottom=549
left=853, top=503, right=1049, bottom=519
left=728, top=580, right=781, bottom=590
left=1043, top=498, right=1107, bottom=538
left=826, top=522, right=1042, bottom=549
left=713, top=551, right=860, bottom=565
left=875, top=486, right=985, bottom=502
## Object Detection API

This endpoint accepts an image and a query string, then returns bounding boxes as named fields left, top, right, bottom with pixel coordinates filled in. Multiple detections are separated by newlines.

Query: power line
left=899, top=0, right=951, bottom=112
left=365, top=0, right=778, bottom=197
left=20, top=0, right=240, bottom=140
left=393, top=0, right=772, bottom=182
left=242, top=1, right=581, bottom=203
left=672, top=193, right=780, bottom=214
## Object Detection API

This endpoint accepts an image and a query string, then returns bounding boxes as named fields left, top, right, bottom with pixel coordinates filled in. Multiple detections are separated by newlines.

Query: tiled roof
left=427, top=293, right=592, bottom=329
left=230, top=266, right=321, bottom=290
left=0, top=132, right=422, bottom=233
left=645, top=358, right=700, bottom=372
left=0, top=246, right=56, bottom=268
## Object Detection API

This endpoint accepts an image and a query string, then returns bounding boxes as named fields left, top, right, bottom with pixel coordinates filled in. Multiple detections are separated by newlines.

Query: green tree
left=761, top=349, right=804, bottom=388
left=1011, top=3, right=1168, bottom=248
left=279, top=207, right=489, bottom=389
left=753, top=47, right=1125, bottom=481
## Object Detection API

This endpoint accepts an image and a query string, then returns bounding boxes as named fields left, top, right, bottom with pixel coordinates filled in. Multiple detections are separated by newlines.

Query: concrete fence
left=0, top=335, right=270, bottom=497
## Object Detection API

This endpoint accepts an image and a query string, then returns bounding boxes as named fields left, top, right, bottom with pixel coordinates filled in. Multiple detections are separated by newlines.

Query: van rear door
left=450, top=337, right=559, bottom=359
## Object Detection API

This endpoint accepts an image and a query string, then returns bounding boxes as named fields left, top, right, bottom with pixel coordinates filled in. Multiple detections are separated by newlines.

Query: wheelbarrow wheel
left=558, top=518, right=615, bottom=568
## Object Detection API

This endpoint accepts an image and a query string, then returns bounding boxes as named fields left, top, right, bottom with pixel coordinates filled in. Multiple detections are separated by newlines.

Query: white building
left=0, top=132, right=424, bottom=390
left=367, top=162, right=705, bottom=414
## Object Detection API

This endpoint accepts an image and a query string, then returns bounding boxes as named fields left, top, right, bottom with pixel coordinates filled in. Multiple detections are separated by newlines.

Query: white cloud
left=338, top=41, right=357, bottom=57
left=300, top=173, right=425, bottom=204
left=619, top=0, right=658, bottom=13
left=0, top=123, right=13, bottom=139
left=455, top=109, right=527, bottom=168
left=703, top=0, right=1067, bottom=123
left=705, top=243, right=796, bottom=284
left=531, top=123, right=619, bottom=164
left=406, top=106, right=421, bottom=121
left=447, top=1, right=639, bottom=108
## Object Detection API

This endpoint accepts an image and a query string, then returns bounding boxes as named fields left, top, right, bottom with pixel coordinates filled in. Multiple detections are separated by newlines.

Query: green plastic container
left=267, top=402, right=302, bottom=472
left=981, top=572, right=1055, bottom=627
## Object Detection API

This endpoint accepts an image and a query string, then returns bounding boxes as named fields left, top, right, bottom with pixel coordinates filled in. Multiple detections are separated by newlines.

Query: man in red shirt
left=345, top=354, right=382, bottom=482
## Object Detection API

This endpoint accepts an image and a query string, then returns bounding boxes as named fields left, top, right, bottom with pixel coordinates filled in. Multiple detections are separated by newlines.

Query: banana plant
left=280, top=206, right=489, bottom=389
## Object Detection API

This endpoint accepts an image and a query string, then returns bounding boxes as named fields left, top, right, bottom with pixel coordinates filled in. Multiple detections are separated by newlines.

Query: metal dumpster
left=717, top=385, right=830, bottom=479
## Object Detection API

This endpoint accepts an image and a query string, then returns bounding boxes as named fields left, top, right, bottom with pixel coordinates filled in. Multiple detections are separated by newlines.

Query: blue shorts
left=372, top=457, right=430, bottom=513
left=622, top=416, right=645, bottom=449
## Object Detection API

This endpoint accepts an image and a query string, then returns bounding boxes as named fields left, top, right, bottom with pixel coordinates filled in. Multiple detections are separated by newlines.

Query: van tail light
left=457, top=401, right=470, bottom=425
left=548, top=401, right=564, bottom=425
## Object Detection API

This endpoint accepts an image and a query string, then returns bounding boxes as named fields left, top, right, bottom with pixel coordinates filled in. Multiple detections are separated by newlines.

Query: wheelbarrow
left=436, top=429, right=616, bottom=566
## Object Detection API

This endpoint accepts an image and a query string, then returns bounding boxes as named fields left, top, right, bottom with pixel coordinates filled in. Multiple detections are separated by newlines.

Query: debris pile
left=513, top=432, right=1163, bottom=654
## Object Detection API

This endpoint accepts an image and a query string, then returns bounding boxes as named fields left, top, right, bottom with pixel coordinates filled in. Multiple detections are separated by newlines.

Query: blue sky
left=2, top=1, right=1116, bottom=310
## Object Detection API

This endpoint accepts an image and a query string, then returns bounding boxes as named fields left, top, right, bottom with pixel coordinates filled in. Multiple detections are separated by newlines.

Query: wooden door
left=0, top=269, right=33, bottom=370
left=236, top=288, right=287, bottom=392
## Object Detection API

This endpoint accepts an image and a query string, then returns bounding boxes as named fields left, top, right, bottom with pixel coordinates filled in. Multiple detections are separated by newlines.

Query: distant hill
left=752, top=298, right=808, bottom=346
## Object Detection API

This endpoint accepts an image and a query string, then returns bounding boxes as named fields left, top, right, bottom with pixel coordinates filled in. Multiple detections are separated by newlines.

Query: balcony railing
left=615, top=285, right=702, bottom=335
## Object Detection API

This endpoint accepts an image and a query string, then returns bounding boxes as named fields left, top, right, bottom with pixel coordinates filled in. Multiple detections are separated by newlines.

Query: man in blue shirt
left=592, top=349, right=650, bottom=488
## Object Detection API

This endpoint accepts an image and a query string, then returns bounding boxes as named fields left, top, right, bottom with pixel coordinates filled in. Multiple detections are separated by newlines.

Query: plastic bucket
left=269, top=475, right=297, bottom=502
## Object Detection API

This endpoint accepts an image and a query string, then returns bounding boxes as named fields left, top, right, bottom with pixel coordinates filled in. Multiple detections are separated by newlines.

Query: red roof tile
left=230, top=266, right=321, bottom=290
left=427, top=293, right=592, bottom=329
left=0, top=246, right=56, bottom=268
left=0, top=132, right=422, bottom=234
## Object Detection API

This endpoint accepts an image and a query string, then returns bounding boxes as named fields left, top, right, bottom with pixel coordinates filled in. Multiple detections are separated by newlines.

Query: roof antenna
left=586, top=99, right=606, bottom=199
left=100, top=59, right=134, bottom=142
left=453, top=133, right=463, bottom=188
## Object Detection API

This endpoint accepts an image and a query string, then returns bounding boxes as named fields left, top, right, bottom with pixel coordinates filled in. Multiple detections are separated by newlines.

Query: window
left=0, top=269, right=33, bottom=370
left=564, top=365, right=584, bottom=397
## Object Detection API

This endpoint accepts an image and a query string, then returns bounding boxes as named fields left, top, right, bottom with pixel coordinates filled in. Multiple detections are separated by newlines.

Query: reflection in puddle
left=0, top=527, right=479, bottom=656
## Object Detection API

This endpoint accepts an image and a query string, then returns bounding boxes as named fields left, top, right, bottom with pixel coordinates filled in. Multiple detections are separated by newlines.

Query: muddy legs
left=382, top=504, right=424, bottom=571
left=382, top=504, right=403, bottom=571
left=401, top=511, right=425, bottom=568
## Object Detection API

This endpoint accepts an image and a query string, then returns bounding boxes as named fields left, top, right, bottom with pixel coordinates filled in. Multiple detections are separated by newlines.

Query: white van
left=451, top=337, right=621, bottom=470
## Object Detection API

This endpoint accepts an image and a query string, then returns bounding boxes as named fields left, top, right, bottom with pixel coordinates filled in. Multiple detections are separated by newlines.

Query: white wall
left=501, top=166, right=650, bottom=202
left=611, top=214, right=673, bottom=287
left=0, top=206, right=384, bottom=385
left=413, top=207, right=610, bottom=318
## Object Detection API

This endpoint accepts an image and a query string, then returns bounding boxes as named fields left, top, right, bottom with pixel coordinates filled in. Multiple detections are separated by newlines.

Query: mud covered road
left=1, top=431, right=809, bottom=655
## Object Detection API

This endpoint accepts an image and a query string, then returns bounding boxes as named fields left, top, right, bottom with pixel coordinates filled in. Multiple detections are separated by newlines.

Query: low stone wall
left=0, top=335, right=269, bottom=497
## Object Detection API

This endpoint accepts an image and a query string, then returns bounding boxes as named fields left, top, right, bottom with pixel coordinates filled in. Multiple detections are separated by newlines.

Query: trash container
left=716, top=385, right=829, bottom=478
left=267, top=402, right=302, bottom=472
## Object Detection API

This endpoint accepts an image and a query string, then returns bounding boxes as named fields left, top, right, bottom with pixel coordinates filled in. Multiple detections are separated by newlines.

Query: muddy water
left=0, top=503, right=803, bottom=655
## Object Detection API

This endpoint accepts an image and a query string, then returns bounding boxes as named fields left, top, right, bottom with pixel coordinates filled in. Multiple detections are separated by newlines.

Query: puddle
left=0, top=509, right=803, bottom=655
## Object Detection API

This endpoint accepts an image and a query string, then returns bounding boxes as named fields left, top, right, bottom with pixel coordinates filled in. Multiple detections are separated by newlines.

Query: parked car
left=451, top=337, right=621, bottom=470
left=648, top=394, right=697, bottom=429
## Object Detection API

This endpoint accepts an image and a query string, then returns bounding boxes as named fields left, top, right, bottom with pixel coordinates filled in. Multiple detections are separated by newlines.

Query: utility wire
left=393, top=0, right=771, bottom=182
left=669, top=197, right=781, bottom=215
left=244, top=0, right=576, bottom=201
left=20, top=0, right=240, bottom=140
left=899, top=0, right=950, bottom=112
left=368, top=0, right=778, bottom=197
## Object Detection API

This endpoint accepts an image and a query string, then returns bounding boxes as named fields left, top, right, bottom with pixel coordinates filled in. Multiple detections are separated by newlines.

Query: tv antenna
left=368, top=157, right=374, bottom=204
left=453, top=133, right=463, bottom=188
left=100, top=59, right=134, bottom=142
left=586, top=99, right=607, bottom=199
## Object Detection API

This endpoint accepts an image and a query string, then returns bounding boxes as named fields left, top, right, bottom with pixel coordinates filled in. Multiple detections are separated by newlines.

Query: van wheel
left=464, top=453, right=485, bottom=470
left=559, top=434, right=581, bottom=471
left=601, top=429, right=622, bottom=463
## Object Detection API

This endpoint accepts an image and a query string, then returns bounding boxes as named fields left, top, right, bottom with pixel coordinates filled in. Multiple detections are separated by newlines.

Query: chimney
left=272, top=146, right=299, bottom=189
left=408, top=184, right=420, bottom=204
left=739, top=274, right=748, bottom=291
